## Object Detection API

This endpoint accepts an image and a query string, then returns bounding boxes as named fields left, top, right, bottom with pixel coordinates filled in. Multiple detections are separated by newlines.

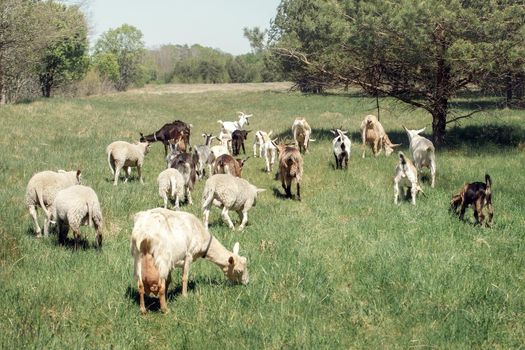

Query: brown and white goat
left=450, top=174, right=493, bottom=226
left=360, top=115, right=400, bottom=158
left=274, top=142, right=304, bottom=200
left=212, top=154, right=248, bottom=177
left=394, top=152, right=423, bottom=205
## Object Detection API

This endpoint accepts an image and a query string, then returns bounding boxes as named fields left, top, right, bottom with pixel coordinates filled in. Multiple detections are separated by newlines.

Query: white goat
left=217, top=111, right=252, bottom=135
left=50, top=185, right=103, bottom=249
left=292, top=117, right=315, bottom=153
left=106, top=141, right=150, bottom=186
left=403, top=126, right=436, bottom=188
left=253, top=130, right=276, bottom=172
left=394, top=152, right=423, bottom=205
left=202, top=174, right=265, bottom=231
left=330, top=129, right=351, bottom=169
left=157, top=168, right=185, bottom=209
left=131, top=208, right=249, bottom=314
left=25, top=170, right=81, bottom=237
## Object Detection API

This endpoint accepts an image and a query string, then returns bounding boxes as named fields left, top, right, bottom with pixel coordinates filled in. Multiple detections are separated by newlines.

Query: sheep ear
left=256, top=188, right=266, bottom=193
left=233, top=242, right=240, bottom=255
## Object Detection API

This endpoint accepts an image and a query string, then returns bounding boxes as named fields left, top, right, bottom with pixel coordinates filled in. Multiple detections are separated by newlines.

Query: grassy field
left=0, top=85, right=524, bottom=349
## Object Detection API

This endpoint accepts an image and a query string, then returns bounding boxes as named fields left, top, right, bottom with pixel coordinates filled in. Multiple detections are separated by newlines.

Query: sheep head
left=224, top=242, right=249, bottom=285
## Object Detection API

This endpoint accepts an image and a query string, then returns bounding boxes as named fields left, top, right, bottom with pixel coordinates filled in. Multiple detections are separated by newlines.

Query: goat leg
left=138, top=280, right=147, bottom=314
left=296, top=183, right=301, bottom=201
left=182, top=255, right=191, bottom=297
left=159, top=279, right=169, bottom=313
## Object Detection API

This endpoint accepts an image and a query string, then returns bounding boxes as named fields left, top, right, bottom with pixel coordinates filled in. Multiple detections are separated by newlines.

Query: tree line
left=0, top=1, right=281, bottom=104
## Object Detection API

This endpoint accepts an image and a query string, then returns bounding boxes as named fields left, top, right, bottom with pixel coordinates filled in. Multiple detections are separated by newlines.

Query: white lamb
left=253, top=130, right=276, bottom=172
left=25, top=169, right=81, bottom=237
left=131, top=208, right=249, bottom=314
left=403, top=126, right=436, bottom=188
left=292, top=117, right=315, bottom=153
left=202, top=174, right=265, bottom=231
left=157, top=168, right=185, bottom=209
left=106, top=141, right=150, bottom=186
left=49, top=185, right=103, bottom=249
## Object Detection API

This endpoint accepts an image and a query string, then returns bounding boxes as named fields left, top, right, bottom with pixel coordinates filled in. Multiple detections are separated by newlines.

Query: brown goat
left=212, top=154, right=248, bottom=177
left=274, top=142, right=303, bottom=200
left=451, top=174, right=493, bottom=227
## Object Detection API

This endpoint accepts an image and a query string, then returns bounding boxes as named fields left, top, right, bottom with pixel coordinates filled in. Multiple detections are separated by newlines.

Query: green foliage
left=270, top=0, right=525, bottom=145
left=0, top=88, right=524, bottom=348
left=94, top=24, right=146, bottom=91
left=92, top=52, right=119, bottom=83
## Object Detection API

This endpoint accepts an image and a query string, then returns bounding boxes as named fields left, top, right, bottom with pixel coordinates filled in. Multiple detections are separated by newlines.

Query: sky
left=81, top=0, right=282, bottom=55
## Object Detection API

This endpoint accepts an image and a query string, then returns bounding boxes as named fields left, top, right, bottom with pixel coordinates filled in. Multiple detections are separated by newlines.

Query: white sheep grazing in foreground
left=292, top=117, right=315, bottom=153
left=157, top=168, right=185, bottom=209
left=202, top=174, right=265, bottom=231
left=131, top=208, right=249, bottom=314
left=25, top=170, right=81, bottom=237
left=49, top=185, right=103, bottom=249
left=394, top=152, right=424, bottom=205
left=330, top=129, right=352, bottom=169
left=106, top=141, right=150, bottom=186
left=403, top=126, right=436, bottom=188
left=253, top=130, right=276, bottom=173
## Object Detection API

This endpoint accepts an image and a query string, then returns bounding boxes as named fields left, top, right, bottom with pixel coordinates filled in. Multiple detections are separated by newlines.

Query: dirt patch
left=126, top=82, right=293, bottom=95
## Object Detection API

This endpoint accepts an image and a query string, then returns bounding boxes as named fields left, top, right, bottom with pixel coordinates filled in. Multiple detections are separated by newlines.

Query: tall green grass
left=0, top=88, right=524, bottom=348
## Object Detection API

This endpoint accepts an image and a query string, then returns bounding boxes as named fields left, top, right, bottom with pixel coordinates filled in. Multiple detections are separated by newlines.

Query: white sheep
left=49, top=185, right=103, bottom=249
left=330, top=129, right=351, bottom=169
left=202, top=174, right=265, bottom=231
left=403, top=126, right=436, bottom=188
left=25, top=170, right=81, bottom=237
left=157, top=168, right=185, bottom=209
left=106, top=141, right=150, bottom=186
left=131, top=208, right=249, bottom=314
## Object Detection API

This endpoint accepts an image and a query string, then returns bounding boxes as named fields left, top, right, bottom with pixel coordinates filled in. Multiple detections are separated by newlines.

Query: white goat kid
left=403, top=126, right=436, bottom=188
left=330, top=129, right=351, bottom=169
left=253, top=130, right=276, bottom=172
left=217, top=111, right=252, bottom=135
left=394, top=152, right=423, bottom=205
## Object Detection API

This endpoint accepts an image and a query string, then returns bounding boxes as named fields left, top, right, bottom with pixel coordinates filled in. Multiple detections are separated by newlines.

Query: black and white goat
left=330, top=129, right=351, bottom=169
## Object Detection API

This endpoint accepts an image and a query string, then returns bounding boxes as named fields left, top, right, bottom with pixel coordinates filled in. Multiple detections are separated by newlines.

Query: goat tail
left=398, top=152, right=408, bottom=173
left=485, top=173, right=492, bottom=195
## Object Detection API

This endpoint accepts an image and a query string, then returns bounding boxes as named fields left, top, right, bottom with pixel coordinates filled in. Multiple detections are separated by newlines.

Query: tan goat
left=360, top=115, right=400, bottom=158
left=274, top=142, right=303, bottom=200
left=212, top=154, right=248, bottom=177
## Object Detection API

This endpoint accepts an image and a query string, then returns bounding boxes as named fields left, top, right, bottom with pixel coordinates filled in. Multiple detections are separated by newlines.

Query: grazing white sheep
left=131, top=208, right=249, bottom=314
left=157, top=168, right=185, bottom=209
left=394, top=152, right=423, bottom=205
left=330, top=129, right=351, bottom=169
left=403, top=126, right=436, bottom=188
left=360, top=115, right=400, bottom=158
left=49, top=185, right=103, bottom=249
left=202, top=174, right=265, bottom=231
left=106, top=141, right=150, bottom=186
left=25, top=170, right=81, bottom=237
left=253, top=130, right=276, bottom=173
left=292, top=117, right=315, bottom=153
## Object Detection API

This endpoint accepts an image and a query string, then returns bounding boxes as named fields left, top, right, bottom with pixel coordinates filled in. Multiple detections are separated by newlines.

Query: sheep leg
left=159, top=278, right=169, bottom=313
left=113, top=164, right=122, bottom=186
left=137, top=166, right=144, bottom=184
left=73, top=227, right=81, bottom=250
left=43, top=213, right=51, bottom=236
left=162, top=192, right=168, bottom=209
left=95, top=222, right=102, bottom=249
left=58, top=220, right=68, bottom=245
left=29, top=205, right=42, bottom=237
left=138, top=280, right=147, bottom=314
left=238, top=210, right=248, bottom=231
left=181, top=254, right=191, bottom=297
left=174, top=193, right=180, bottom=210
left=221, top=207, right=235, bottom=230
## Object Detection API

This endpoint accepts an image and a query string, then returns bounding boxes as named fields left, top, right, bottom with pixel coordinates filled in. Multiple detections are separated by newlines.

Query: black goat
left=231, top=130, right=250, bottom=156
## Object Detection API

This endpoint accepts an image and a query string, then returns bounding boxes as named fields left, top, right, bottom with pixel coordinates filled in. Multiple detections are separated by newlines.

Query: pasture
left=0, top=85, right=524, bottom=348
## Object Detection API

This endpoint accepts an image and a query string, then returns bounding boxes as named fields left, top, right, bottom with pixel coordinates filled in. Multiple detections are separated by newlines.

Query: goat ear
left=330, top=129, right=336, bottom=135
left=416, top=127, right=426, bottom=134
left=201, top=133, right=206, bottom=137
left=140, top=132, right=144, bottom=137
left=402, top=125, right=409, bottom=133
left=391, top=143, right=402, bottom=148
left=268, top=130, right=273, bottom=136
